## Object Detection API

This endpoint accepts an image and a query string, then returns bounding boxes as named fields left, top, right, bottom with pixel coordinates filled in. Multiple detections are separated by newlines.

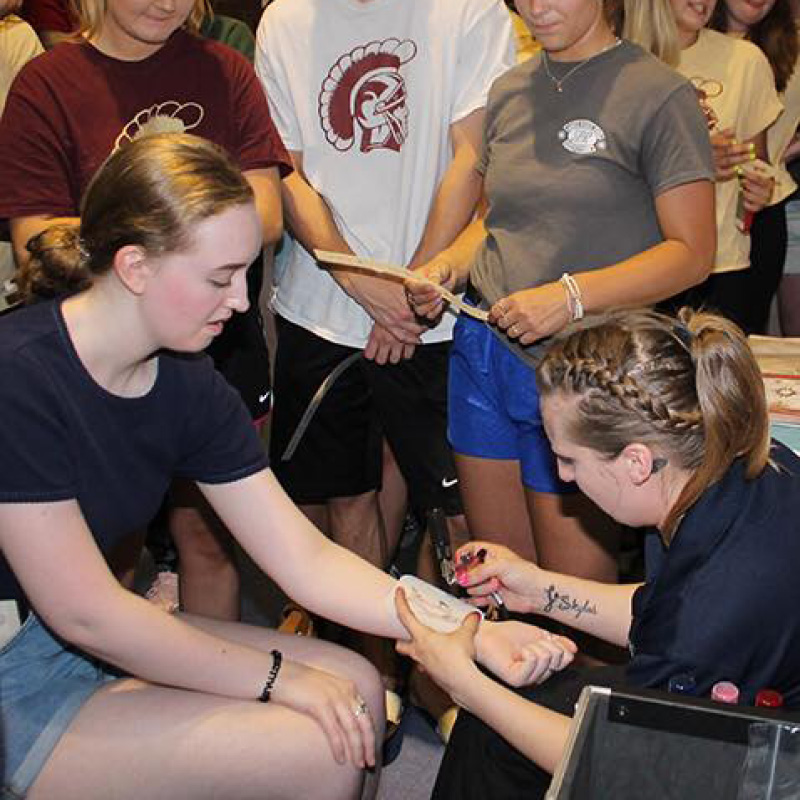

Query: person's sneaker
left=382, top=689, right=406, bottom=765
left=386, top=688, right=404, bottom=729
left=145, top=570, right=179, bottom=614
left=278, top=603, right=315, bottom=636
left=436, top=706, right=459, bottom=744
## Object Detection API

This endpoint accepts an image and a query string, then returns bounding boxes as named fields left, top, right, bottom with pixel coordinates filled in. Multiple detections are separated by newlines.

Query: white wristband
left=560, top=272, right=584, bottom=321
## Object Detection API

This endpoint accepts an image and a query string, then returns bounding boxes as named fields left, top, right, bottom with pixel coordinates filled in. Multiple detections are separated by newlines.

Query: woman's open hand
left=475, top=620, right=577, bottom=687
left=271, top=658, right=376, bottom=769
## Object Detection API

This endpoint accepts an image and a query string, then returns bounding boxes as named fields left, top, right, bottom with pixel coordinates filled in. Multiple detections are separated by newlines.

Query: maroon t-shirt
left=0, top=29, right=291, bottom=220
left=19, top=0, right=76, bottom=35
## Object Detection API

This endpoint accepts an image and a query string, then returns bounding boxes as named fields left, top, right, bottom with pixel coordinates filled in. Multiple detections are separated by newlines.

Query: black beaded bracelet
left=258, top=649, right=283, bottom=703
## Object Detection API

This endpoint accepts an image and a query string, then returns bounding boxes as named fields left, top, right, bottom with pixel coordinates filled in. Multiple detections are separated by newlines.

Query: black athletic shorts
left=269, top=315, right=462, bottom=515
left=433, top=665, right=627, bottom=800
left=205, top=260, right=271, bottom=422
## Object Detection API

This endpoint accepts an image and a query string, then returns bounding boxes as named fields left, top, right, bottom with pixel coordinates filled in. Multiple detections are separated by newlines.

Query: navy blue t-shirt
left=0, top=300, right=270, bottom=605
left=628, top=442, right=800, bottom=706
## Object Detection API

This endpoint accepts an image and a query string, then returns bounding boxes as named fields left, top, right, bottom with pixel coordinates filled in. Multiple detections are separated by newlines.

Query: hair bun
left=19, top=224, right=91, bottom=302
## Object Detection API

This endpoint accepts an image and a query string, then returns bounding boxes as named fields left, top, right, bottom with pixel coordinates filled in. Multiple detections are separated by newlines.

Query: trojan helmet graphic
left=319, top=38, right=417, bottom=153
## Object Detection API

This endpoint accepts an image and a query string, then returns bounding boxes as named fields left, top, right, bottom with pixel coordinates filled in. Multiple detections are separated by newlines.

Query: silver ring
left=353, top=699, right=368, bottom=718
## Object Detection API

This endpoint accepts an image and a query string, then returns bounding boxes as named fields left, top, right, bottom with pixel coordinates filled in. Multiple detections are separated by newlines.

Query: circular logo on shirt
left=558, top=119, right=607, bottom=155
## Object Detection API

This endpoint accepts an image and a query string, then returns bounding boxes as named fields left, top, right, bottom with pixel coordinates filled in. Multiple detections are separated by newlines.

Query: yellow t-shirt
left=767, top=27, right=800, bottom=203
left=678, top=29, right=783, bottom=272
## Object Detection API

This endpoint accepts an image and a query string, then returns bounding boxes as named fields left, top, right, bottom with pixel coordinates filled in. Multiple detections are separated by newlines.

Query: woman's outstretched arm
left=202, top=469, right=574, bottom=686
left=201, top=469, right=407, bottom=638
left=0, top=499, right=377, bottom=767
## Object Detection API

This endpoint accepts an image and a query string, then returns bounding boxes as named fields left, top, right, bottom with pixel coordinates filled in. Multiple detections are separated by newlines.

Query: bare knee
left=170, top=504, right=235, bottom=566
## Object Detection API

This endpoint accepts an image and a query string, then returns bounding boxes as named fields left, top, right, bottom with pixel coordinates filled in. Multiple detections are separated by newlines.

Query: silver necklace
left=542, top=38, right=622, bottom=93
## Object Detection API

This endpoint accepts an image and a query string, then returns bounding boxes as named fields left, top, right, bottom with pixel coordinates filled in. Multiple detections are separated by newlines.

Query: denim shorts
left=785, top=197, right=800, bottom=276
left=448, top=315, right=573, bottom=494
left=1, top=614, right=120, bottom=798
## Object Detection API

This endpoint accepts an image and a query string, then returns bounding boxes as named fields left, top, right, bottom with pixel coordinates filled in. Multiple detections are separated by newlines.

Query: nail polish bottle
left=668, top=673, right=697, bottom=696
left=755, top=689, right=783, bottom=709
left=711, top=681, right=739, bottom=704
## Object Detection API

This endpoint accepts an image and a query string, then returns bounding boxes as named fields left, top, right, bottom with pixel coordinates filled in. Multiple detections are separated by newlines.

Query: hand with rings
left=353, top=697, right=369, bottom=718
left=268, top=659, right=376, bottom=769
left=488, top=285, right=573, bottom=345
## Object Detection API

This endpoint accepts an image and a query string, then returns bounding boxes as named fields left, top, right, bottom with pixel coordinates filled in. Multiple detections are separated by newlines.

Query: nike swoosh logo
left=441, top=477, right=458, bottom=488
left=259, top=391, right=272, bottom=404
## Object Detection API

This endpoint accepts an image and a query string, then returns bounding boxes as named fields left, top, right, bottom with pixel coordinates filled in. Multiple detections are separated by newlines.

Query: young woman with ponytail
left=0, top=133, right=567, bottom=800
left=393, top=307, right=800, bottom=799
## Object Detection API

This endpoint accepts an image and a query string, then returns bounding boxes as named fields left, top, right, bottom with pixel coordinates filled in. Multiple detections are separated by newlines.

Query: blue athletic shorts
left=448, top=315, right=573, bottom=494
left=1, top=614, right=120, bottom=798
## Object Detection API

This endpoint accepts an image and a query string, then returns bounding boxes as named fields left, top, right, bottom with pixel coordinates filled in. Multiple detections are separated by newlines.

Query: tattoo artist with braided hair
left=394, top=307, right=800, bottom=799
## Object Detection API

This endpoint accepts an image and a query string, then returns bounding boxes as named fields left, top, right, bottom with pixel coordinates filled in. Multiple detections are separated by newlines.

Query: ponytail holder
left=672, top=323, right=697, bottom=368
left=77, top=238, right=90, bottom=263
left=672, top=323, right=693, bottom=351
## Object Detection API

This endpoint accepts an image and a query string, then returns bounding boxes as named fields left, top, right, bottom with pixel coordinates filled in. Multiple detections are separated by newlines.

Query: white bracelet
left=560, top=272, right=584, bottom=321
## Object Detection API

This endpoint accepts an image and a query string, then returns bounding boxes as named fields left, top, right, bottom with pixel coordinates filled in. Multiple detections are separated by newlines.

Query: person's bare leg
left=778, top=274, right=800, bottom=336
left=28, top=625, right=384, bottom=800
left=526, top=491, right=619, bottom=582
left=170, top=480, right=239, bottom=621
left=107, top=529, right=146, bottom=590
left=328, top=491, right=387, bottom=569
left=378, top=440, right=408, bottom=565
left=187, top=615, right=386, bottom=800
left=455, top=453, right=537, bottom=562
left=326, top=491, right=397, bottom=694
left=298, top=502, right=331, bottom=535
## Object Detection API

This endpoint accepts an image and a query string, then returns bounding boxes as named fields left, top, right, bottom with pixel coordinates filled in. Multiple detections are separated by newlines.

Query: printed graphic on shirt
left=558, top=119, right=607, bottom=155
left=689, top=77, right=723, bottom=131
left=114, top=101, right=205, bottom=151
left=318, top=38, right=417, bottom=154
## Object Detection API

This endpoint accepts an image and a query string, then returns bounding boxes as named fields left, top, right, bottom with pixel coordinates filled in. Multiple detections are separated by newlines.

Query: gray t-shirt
left=471, top=41, right=714, bottom=362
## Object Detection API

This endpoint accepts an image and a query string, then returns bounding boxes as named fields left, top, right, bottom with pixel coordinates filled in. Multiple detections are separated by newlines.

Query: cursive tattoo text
left=542, top=585, right=597, bottom=619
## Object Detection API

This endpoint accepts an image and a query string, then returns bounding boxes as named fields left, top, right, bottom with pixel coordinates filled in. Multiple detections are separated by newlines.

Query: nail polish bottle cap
left=668, top=673, right=697, bottom=695
left=755, top=689, right=783, bottom=708
left=711, top=681, right=739, bottom=704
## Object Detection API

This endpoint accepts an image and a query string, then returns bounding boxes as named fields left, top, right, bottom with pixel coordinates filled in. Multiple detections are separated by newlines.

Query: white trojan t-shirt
left=256, top=0, right=514, bottom=347
left=678, top=29, right=782, bottom=273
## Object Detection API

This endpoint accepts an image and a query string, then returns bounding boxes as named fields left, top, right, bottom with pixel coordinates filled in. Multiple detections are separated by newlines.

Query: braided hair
left=536, top=308, right=770, bottom=541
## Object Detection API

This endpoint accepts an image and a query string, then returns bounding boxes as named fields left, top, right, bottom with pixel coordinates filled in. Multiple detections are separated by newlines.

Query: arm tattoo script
left=542, top=584, right=598, bottom=619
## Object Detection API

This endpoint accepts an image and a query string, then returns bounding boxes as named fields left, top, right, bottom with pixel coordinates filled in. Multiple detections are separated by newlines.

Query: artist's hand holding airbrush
left=455, top=542, right=543, bottom=614
left=457, top=542, right=640, bottom=649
